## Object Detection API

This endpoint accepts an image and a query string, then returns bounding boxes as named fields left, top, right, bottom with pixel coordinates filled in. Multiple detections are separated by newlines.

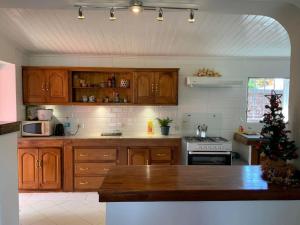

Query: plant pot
left=261, top=157, right=296, bottom=185
left=160, top=126, right=170, bottom=136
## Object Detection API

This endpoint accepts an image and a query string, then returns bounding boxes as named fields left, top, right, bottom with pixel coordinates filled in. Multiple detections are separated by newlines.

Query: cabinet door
left=46, top=70, right=69, bottom=103
left=18, top=148, right=39, bottom=189
left=39, top=148, right=61, bottom=190
left=23, top=68, right=47, bottom=104
left=128, top=148, right=150, bottom=165
left=154, top=71, right=178, bottom=104
left=134, top=72, right=155, bottom=104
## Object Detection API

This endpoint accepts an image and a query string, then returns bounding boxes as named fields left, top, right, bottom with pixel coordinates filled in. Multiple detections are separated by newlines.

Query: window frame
left=246, top=77, right=290, bottom=123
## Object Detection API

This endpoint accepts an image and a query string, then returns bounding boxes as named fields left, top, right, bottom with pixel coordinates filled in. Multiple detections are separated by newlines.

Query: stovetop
left=184, top=136, right=229, bottom=143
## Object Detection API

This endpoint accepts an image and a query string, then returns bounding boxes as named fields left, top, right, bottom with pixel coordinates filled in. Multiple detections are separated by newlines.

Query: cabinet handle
left=103, top=154, right=110, bottom=157
left=103, top=168, right=109, bottom=172
left=155, top=83, right=159, bottom=94
left=156, top=153, right=167, bottom=157
left=79, top=153, right=88, bottom=157
left=41, top=83, right=45, bottom=91
left=146, top=160, right=149, bottom=165
left=36, top=160, right=39, bottom=168
left=79, top=167, right=89, bottom=171
left=151, top=83, right=155, bottom=95
left=79, top=181, right=88, bottom=185
left=46, top=82, right=49, bottom=91
left=39, top=160, right=43, bottom=168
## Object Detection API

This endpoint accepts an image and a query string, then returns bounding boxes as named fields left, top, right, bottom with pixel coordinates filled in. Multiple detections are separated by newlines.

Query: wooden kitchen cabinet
left=128, top=147, right=172, bottom=165
left=45, top=69, right=69, bottom=103
left=23, top=67, right=69, bottom=104
left=39, top=148, right=61, bottom=190
left=18, top=148, right=39, bottom=190
left=18, top=147, right=62, bottom=190
left=134, top=69, right=178, bottom=105
left=23, top=69, right=47, bottom=103
left=128, top=148, right=150, bottom=165
left=134, top=71, right=155, bottom=104
left=154, top=71, right=178, bottom=104
left=74, top=147, right=117, bottom=191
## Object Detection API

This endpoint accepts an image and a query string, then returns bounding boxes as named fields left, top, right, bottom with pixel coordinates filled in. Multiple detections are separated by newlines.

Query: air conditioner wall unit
left=186, top=76, right=243, bottom=88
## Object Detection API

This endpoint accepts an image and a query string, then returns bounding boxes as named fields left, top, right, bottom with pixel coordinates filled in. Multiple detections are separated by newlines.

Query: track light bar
left=74, top=1, right=198, bottom=22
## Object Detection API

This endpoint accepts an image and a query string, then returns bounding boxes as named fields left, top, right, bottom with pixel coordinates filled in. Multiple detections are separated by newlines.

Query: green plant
left=156, top=117, right=173, bottom=127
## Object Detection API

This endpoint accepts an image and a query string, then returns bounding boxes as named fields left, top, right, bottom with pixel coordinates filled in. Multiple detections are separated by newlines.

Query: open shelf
left=71, top=70, right=134, bottom=104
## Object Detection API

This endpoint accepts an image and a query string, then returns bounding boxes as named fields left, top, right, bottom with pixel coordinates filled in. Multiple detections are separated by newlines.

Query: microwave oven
left=21, top=120, right=54, bottom=137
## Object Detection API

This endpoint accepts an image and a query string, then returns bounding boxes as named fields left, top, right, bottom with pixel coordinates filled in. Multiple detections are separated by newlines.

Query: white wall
left=0, top=132, right=19, bottom=225
left=0, top=35, right=26, bottom=225
left=28, top=54, right=290, bottom=150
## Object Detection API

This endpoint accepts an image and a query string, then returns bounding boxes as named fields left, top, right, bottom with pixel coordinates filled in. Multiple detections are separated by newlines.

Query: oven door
left=188, top=151, right=232, bottom=165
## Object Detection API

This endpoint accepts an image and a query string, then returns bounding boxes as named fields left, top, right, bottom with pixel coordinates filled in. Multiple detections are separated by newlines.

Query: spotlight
left=130, top=0, right=143, bottom=14
left=156, top=8, right=163, bottom=21
left=109, top=8, right=116, bottom=21
left=188, top=9, right=195, bottom=23
left=77, top=6, right=85, bottom=19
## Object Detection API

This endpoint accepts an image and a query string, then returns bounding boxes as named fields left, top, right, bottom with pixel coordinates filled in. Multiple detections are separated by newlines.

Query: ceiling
left=0, top=6, right=291, bottom=57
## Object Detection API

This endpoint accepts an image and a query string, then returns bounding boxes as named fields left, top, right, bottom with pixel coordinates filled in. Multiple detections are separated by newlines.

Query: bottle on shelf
left=108, top=77, right=112, bottom=87
left=111, top=74, right=116, bottom=88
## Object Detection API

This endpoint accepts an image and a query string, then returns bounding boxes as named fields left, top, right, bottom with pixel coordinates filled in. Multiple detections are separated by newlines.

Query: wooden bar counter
left=99, top=165, right=300, bottom=202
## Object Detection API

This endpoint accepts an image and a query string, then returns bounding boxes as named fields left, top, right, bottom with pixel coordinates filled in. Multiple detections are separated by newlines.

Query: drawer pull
left=103, top=154, right=110, bottom=157
left=103, top=168, right=110, bottom=172
left=156, top=153, right=167, bottom=157
left=79, top=181, right=88, bottom=185
left=79, top=153, right=88, bottom=157
left=79, top=167, right=89, bottom=171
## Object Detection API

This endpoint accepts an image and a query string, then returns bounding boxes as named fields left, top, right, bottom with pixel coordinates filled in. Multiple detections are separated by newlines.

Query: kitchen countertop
left=234, top=132, right=268, bottom=145
left=0, top=121, right=20, bottom=135
left=18, top=133, right=182, bottom=140
left=98, top=165, right=300, bottom=202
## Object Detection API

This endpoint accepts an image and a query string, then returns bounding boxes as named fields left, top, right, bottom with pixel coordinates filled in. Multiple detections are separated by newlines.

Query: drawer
left=150, top=148, right=171, bottom=161
left=75, top=163, right=115, bottom=176
left=75, top=177, right=104, bottom=190
left=75, top=148, right=117, bottom=161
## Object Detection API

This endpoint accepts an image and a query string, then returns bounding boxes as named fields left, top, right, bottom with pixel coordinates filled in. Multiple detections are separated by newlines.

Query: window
left=247, top=78, right=290, bottom=123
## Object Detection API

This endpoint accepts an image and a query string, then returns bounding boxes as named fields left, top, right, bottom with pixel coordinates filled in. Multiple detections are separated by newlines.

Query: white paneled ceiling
left=0, top=8, right=291, bottom=57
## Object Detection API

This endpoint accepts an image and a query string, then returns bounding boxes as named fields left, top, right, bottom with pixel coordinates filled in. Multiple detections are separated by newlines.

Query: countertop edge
left=98, top=189, right=300, bottom=202
left=0, top=121, right=20, bottom=135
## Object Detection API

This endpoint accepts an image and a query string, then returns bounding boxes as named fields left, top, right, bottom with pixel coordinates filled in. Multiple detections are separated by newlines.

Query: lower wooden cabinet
left=18, top=138, right=181, bottom=192
left=128, top=148, right=150, bottom=165
left=18, top=148, right=62, bottom=190
left=74, top=148, right=117, bottom=191
left=128, top=147, right=172, bottom=165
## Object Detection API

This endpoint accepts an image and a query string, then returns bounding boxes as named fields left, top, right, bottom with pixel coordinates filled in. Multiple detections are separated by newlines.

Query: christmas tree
left=260, top=90, right=298, bottom=161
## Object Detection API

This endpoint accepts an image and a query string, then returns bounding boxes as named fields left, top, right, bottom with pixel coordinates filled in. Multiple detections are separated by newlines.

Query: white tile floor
left=19, top=193, right=105, bottom=225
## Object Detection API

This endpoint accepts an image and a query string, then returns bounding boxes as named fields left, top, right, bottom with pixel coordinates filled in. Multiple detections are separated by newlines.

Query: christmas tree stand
left=261, top=157, right=296, bottom=185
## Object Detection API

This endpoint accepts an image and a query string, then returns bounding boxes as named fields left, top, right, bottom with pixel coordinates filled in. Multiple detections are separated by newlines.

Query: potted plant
left=157, top=117, right=173, bottom=136
left=260, top=90, right=298, bottom=185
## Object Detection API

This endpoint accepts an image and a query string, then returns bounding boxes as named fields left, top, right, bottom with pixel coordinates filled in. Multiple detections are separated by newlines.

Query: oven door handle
left=188, top=151, right=231, bottom=155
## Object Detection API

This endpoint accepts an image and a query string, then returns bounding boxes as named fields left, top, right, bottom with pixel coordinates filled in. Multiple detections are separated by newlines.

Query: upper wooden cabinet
left=23, top=68, right=69, bottom=104
left=134, top=71, right=155, bottom=104
left=22, top=67, right=178, bottom=105
left=134, top=70, right=178, bottom=105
